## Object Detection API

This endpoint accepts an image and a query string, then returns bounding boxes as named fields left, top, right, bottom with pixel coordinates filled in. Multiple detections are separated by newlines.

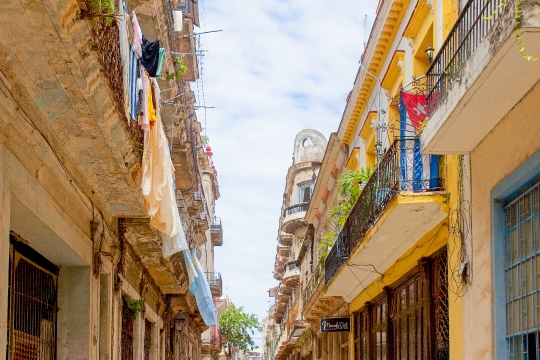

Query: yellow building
left=296, top=0, right=475, bottom=358
left=300, top=0, right=540, bottom=358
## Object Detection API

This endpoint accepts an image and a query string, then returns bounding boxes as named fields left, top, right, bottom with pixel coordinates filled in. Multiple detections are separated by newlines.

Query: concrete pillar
left=0, top=131, right=9, bottom=360
left=57, top=266, right=92, bottom=360
left=99, top=273, right=112, bottom=360
left=134, top=312, right=144, bottom=360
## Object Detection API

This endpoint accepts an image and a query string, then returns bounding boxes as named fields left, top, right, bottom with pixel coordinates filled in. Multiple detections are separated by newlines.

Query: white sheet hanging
left=141, top=80, right=188, bottom=257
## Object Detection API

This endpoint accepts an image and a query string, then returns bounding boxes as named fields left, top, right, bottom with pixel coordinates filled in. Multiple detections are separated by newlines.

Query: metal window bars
left=7, top=250, right=58, bottom=360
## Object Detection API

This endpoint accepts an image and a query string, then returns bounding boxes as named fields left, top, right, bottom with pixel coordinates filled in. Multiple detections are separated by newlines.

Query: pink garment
left=138, top=69, right=150, bottom=132
left=132, top=11, right=143, bottom=57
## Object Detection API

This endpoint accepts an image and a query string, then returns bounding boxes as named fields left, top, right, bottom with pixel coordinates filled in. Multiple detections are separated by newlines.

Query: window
left=144, top=319, right=152, bottom=360
left=7, top=235, right=58, bottom=360
left=505, top=178, right=540, bottom=359
left=299, top=181, right=314, bottom=204
left=353, top=249, right=448, bottom=360
left=121, top=300, right=134, bottom=360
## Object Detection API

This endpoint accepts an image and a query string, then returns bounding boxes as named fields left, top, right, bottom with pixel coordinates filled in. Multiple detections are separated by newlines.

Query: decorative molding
left=426, top=0, right=434, bottom=13
left=397, top=59, right=404, bottom=73
left=407, top=37, right=415, bottom=53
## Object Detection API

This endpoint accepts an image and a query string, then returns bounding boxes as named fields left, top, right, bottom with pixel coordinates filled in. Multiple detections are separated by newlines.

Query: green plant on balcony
left=319, top=167, right=372, bottom=263
left=122, top=294, right=143, bottom=320
left=200, top=135, right=210, bottom=147
left=165, top=57, right=187, bottom=81
left=445, top=52, right=470, bottom=85
left=482, top=0, right=537, bottom=61
left=82, top=0, right=119, bottom=26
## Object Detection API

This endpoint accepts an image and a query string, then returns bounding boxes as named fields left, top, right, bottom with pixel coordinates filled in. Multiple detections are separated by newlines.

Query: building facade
left=265, top=130, right=327, bottom=360
left=0, top=0, right=224, bottom=359
left=266, top=0, right=540, bottom=359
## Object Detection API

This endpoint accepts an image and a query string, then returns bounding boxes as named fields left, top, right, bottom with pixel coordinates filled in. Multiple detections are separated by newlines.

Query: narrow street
left=0, top=0, right=539, bottom=359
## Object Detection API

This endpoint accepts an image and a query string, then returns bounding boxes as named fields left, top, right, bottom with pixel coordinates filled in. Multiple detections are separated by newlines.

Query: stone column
left=0, top=131, right=9, bottom=360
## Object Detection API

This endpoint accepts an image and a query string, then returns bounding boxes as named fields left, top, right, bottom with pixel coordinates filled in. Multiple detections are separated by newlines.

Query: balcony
left=302, top=262, right=324, bottom=312
left=192, top=211, right=209, bottom=238
left=422, top=0, right=540, bottom=154
left=206, top=272, right=223, bottom=298
left=210, top=217, right=223, bottom=246
left=281, top=263, right=300, bottom=289
left=281, top=203, right=309, bottom=234
left=324, top=139, right=448, bottom=301
left=279, top=233, right=293, bottom=246
left=186, top=190, right=204, bottom=216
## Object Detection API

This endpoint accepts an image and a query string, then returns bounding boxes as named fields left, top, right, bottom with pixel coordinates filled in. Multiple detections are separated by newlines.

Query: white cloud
left=195, top=0, right=376, bottom=345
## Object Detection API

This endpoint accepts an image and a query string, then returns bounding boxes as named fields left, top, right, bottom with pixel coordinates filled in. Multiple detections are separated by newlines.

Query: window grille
left=391, top=274, right=428, bottom=360
left=371, top=302, right=387, bottom=360
left=121, top=308, right=134, bottom=360
left=7, top=238, right=58, bottom=360
left=144, top=319, right=152, bottom=360
left=504, top=177, right=540, bottom=359
left=353, top=249, right=448, bottom=360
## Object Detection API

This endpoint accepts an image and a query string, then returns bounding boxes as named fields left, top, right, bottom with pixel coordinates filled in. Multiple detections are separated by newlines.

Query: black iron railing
left=426, top=0, right=503, bottom=115
left=210, top=216, right=222, bottom=231
left=325, top=138, right=444, bottom=285
left=206, top=272, right=222, bottom=297
left=302, top=261, right=324, bottom=308
left=81, top=2, right=145, bottom=156
left=283, top=202, right=310, bottom=218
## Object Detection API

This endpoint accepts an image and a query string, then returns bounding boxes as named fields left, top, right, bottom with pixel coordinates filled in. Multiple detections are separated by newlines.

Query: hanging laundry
left=151, top=78, right=160, bottom=112
left=141, top=81, right=188, bottom=257
left=138, top=70, right=150, bottom=132
left=190, top=249, right=218, bottom=326
left=148, top=80, right=156, bottom=129
left=141, top=35, right=161, bottom=77
left=131, top=11, right=143, bottom=57
left=182, top=249, right=198, bottom=294
left=129, top=45, right=139, bottom=122
left=156, top=48, right=166, bottom=77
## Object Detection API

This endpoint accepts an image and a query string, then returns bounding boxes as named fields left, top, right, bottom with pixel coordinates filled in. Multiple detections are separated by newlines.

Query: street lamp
left=174, top=311, right=186, bottom=332
left=425, top=44, right=435, bottom=63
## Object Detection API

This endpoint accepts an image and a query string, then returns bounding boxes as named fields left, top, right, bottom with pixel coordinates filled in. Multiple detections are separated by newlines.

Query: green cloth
left=156, top=48, right=166, bottom=77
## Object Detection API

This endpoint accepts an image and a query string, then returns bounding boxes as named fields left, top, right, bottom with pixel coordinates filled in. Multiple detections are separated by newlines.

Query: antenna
left=363, top=14, right=368, bottom=49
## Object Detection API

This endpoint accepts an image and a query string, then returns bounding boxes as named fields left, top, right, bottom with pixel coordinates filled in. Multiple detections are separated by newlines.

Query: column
left=0, top=131, right=9, bottom=360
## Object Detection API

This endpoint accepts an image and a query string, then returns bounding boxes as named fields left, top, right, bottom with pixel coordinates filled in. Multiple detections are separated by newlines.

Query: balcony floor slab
left=422, top=26, right=540, bottom=154
left=325, top=193, right=448, bottom=302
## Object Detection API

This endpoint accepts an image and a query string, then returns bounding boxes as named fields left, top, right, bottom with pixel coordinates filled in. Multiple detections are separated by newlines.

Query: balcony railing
left=210, top=335, right=221, bottom=347
left=325, top=138, right=444, bottom=285
left=81, top=3, right=145, bottom=157
left=210, top=217, right=223, bottom=246
left=302, top=261, right=324, bottom=308
left=283, top=202, right=309, bottom=218
left=206, top=272, right=223, bottom=298
left=426, top=0, right=501, bottom=115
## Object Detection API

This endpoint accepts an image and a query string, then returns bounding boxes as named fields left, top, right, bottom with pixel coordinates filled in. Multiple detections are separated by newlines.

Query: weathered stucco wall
left=468, top=78, right=540, bottom=358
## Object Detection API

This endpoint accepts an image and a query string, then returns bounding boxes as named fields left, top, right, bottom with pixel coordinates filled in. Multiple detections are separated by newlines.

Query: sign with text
left=320, top=317, right=351, bottom=333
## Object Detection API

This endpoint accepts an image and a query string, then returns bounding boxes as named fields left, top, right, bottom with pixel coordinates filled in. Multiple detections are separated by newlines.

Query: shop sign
left=320, top=317, right=350, bottom=333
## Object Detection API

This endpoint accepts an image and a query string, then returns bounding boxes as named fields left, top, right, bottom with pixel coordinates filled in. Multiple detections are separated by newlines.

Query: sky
left=194, top=0, right=376, bottom=345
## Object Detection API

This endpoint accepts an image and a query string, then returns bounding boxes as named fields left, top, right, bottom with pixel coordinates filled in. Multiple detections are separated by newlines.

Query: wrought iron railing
left=302, top=261, right=324, bottom=308
left=210, top=335, right=221, bottom=347
left=426, top=0, right=503, bottom=115
left=206, top=272, right=222, bottom=297
left=81, top=2, right=145, bottom=156
left=325, top=138, right=444, bottom=285
left=210, top=216, right=222, bottom=231
left=283, top=202, right=309, bottom=218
